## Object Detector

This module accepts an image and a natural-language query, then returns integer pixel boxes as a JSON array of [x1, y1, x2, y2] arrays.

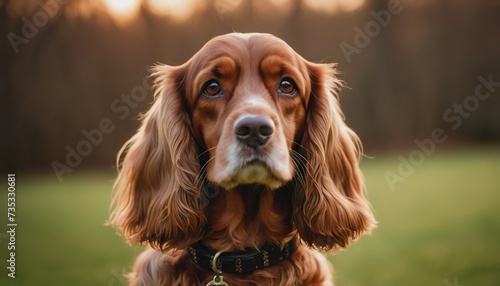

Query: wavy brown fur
[[109, 33, 376, 286]]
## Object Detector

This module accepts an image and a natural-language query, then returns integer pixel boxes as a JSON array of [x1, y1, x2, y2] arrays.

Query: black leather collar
[[187, 237, 297, 275]]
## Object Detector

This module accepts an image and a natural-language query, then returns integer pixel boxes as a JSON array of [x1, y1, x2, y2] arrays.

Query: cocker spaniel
[[110, 33, 376, 286]]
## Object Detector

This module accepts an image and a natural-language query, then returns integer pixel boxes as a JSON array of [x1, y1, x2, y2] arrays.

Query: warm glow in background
[[103, 0, 141, 21], [101, 0, 366, 22]]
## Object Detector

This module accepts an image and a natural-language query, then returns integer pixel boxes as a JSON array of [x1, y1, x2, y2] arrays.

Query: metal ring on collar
[[212, 251, 223, 274]]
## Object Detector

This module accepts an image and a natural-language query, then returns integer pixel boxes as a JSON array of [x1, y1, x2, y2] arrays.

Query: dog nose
[[234, 116, 275, 148]]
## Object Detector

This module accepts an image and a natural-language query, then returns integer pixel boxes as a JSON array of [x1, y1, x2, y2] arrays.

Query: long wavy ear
[[293, 62, 376, 251], [109, 64, 205, 251]]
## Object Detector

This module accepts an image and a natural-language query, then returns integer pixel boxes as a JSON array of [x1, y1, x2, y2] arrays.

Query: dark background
[[1, 0, 499, 176]]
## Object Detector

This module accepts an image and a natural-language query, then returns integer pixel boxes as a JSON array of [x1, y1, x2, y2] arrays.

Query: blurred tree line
[[1, 0, 499, 175]]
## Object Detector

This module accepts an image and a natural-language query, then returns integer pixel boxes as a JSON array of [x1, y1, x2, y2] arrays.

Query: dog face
[[182, 33, 311, 189]]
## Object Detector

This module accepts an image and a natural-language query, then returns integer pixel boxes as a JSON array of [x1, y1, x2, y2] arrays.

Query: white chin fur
[[221, 161, 284, 190]]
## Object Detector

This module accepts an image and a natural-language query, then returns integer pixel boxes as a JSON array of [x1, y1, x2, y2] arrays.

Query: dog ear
[[110, 64, 205, 251], [293, 62, 376, 251]]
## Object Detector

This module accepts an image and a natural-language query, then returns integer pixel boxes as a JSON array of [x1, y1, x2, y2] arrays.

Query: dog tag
[[206, 275, 228, 286]]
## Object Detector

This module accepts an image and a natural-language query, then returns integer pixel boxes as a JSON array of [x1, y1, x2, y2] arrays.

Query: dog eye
[[278, 78, 296, 95], [203, 80, 223, 97]]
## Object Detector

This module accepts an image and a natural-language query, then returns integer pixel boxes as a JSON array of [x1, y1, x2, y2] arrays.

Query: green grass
[[330, 148, 500, 286], [0, 173, 142, 286], [1, 148, 499, 285]]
